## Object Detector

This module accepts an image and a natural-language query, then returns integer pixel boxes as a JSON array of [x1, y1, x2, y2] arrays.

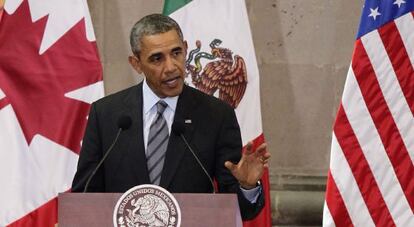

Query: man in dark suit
[[72, 14, 270, 220]]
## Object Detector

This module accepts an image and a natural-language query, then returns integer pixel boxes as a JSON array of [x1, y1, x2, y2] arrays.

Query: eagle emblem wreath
[[186, 39, 248, 109]]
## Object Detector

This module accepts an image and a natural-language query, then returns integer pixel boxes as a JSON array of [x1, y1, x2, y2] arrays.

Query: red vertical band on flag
[[325, 171, 354, 227], [334, 105, 395, 226], [353, 40, 414, 212], [243, 134, 272, 227], [7, 198, 57, 227], [378, 21, 414, 114]]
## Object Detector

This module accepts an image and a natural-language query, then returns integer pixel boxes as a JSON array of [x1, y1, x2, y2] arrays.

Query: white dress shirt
[[141, 79, 260, 203], [142, 80, 178, 152]]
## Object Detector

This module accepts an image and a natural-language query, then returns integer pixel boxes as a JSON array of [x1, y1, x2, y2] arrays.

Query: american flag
[[323, 0, 414, 226]]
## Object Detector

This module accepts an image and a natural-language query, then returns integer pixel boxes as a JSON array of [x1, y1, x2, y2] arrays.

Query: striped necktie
[[146, 100, 169, 185]]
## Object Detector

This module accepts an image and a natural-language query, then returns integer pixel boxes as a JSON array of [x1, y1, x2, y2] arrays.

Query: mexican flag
[[163, 0, 271, 226]]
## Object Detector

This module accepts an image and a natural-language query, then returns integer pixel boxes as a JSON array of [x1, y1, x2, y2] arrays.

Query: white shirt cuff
[[240, 185, 261, 203]]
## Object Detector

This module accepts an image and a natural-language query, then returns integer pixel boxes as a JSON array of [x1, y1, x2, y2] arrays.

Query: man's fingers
[[243, 142, 253, 155], [224, 161, 236, 171], [256, 143, 267, 154], [258, 148, 271, 164], [252, 143, 268, 159], [262, 150, 271, 159]]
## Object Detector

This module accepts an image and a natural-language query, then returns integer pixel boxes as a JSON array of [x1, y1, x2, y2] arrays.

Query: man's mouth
[[163, 76, 181, 87]]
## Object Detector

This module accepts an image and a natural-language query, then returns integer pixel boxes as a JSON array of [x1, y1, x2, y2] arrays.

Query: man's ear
[[183, 40, 188, 55], [128, 55, 142, 74]]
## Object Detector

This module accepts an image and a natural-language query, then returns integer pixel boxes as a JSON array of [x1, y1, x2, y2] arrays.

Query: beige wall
[[88, 0, 363, 225]]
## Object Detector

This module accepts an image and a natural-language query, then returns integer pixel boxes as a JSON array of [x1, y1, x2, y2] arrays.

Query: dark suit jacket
[[71, 83, 264, 220]]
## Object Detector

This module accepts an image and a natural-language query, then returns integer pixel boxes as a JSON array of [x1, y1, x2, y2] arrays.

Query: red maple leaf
[[0, 0, 102, 154]]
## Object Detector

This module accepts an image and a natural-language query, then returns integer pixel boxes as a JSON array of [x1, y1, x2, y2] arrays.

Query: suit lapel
[[122, 83, 150, 184], [160, 85, 196, 188]]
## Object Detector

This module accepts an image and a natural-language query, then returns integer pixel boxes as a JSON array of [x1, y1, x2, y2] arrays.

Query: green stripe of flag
[[162, 0, 192, 15]]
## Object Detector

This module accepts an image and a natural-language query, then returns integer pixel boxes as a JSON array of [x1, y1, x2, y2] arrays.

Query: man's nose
[[164, 56, 176, 73]]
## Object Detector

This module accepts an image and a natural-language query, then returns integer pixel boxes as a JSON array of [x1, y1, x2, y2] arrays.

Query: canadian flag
[[0, 0, 103, 226]]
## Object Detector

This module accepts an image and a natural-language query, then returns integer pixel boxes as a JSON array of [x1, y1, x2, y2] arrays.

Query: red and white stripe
[[324, 12, 414, 227]]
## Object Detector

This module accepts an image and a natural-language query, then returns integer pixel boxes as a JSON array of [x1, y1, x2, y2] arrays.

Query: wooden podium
[[58, 193, 242, 227]]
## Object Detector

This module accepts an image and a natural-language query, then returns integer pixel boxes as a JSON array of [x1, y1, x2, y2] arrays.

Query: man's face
[[129, 29, 187, 98]]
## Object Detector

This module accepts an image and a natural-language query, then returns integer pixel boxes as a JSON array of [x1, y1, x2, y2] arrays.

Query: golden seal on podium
[[113, 184, 181, 227]]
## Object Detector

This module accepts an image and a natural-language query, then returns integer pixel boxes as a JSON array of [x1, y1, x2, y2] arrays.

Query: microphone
[[83, 115, 132, 192], [117, 115, 132, 130], [172, 120, 216, 193]]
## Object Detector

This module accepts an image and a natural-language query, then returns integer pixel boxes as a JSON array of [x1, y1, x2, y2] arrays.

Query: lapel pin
[[185, 119, 192, 124]]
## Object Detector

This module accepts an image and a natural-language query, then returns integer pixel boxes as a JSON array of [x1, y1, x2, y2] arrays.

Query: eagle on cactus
[[186, 39, 248, 109]]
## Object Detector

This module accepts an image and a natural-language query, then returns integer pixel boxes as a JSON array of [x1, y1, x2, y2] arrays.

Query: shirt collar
[[142, 79, 178, 114]]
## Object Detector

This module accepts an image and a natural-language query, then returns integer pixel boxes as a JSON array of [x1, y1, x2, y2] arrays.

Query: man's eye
[[150, 56, 162, 62], [173, 51, 182, 57]]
